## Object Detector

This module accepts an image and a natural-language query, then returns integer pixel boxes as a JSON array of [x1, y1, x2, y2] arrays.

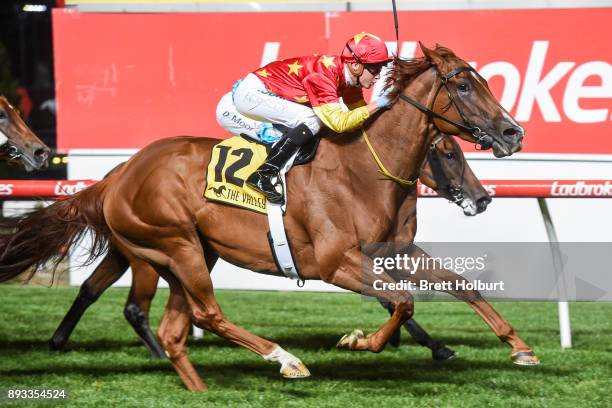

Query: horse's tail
[[0, 178, 112, 283]]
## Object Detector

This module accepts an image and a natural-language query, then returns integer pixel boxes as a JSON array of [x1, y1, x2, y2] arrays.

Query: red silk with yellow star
[[253, 54, 365, 109]]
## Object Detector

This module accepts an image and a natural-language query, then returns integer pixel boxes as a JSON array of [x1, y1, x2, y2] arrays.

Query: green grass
[[0, 285, 610, 407]]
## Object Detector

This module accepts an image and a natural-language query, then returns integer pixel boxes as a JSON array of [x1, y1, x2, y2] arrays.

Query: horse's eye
[[458, 82, 470, 93], [446, 152, 455, 160], [0, 111, 7, 120]]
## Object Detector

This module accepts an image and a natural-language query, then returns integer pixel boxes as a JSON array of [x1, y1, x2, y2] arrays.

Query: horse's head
[[0, 96, 50, 171], [420, 133, 491, 216], [419, 43, 524, 157], [385, 44, 523, 158]]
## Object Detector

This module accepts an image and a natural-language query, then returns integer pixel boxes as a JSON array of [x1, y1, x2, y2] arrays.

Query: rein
[[360, 65, 479, 188], [361, 128, 417, 186], [398, 66, 492, 149]]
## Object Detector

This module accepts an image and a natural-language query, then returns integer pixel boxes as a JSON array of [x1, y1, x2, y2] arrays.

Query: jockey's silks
[[254, 55, 370, 133]]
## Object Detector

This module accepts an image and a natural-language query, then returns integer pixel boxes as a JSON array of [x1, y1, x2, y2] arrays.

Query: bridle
[[398, 65, 493, 150], [2, 143, 23, 161], [0, 125, 23, 162], [423, 133, 466, 205]]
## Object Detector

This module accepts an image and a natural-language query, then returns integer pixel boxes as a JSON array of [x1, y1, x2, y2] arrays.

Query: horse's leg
[[156, 271, 206, 391], [49, 246, 129, 351], [124, 249, 219, 358], [382, 301, 456, 360], [407, 245, 539, 365], [327, 247, 414, 353], [134, 239, 310, 388], [123, 260, 166, 358]]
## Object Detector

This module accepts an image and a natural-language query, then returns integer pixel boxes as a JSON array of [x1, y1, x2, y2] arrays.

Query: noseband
[[1, 141, 23, 161], [398, 65, 492, 150]]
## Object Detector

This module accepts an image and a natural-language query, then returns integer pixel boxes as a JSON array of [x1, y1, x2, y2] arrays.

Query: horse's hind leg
[[169, 243, 310, 380], [124, 260, 166, 358], [49, 246, 129, 351], [156, 271, 206, 391], [120, 236, 309, 389], [408, 245, 539, 365]]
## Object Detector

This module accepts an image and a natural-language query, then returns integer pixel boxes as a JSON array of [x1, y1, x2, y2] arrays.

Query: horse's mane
[[384, 45, 458, 100]]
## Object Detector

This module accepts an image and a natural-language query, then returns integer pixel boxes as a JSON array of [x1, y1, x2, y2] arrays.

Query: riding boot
[[246, 123, 314, 205]]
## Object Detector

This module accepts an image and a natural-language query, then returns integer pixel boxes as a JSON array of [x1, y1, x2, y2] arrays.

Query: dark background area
[[0, 0, 66, 179]]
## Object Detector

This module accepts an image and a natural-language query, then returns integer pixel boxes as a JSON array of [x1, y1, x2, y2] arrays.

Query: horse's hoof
[[281, 361, 311, 379], [511, 351, 540, 366], [336, 329, 365, 349], [432, 347, 456, 361]]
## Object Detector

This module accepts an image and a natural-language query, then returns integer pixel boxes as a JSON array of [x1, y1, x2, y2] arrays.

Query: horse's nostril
[[34, 148, 49, 162], [476, 196, 491, 212], [503, 127, 518, 137]]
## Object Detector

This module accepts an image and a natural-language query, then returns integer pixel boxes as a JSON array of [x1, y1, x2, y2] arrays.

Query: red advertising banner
[[53, 9, 612, 154]]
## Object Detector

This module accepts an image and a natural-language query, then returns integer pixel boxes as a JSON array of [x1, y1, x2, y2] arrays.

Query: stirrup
[[247, 172, 284, 204]]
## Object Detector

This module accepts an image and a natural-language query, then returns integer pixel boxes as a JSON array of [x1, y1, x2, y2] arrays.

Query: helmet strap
[[344, 41, 366, 81], [347, 62, 364, 79]]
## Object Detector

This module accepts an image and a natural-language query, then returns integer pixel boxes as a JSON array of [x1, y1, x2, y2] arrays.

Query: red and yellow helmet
[[341, 32, 392, 65]]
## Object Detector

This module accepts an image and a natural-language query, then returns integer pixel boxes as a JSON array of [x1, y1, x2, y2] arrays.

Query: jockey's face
[[358, 64, 381, 89]]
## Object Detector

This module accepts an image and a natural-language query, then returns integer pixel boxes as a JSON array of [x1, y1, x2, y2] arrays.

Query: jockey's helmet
[[341, 32, 392, 65]]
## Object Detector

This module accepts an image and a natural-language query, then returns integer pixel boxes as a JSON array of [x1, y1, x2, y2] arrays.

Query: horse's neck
[[338, 68, 438, 205]]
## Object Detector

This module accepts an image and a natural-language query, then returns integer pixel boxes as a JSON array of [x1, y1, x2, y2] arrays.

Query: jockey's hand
[[376, 90, 395, 110]]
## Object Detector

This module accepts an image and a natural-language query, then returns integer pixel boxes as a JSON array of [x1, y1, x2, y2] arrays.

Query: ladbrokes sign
[[53, 8, 611, 154]]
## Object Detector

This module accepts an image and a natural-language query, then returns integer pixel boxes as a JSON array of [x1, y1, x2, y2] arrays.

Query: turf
[[0, 285, 610, 407]]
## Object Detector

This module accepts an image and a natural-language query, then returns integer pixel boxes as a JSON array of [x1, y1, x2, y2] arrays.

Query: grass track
[[0, 285, 610, 407]]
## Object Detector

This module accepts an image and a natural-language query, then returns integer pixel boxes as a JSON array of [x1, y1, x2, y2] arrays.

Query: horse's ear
[[419, 41, 444, 67], [418, 41, 430, 56]]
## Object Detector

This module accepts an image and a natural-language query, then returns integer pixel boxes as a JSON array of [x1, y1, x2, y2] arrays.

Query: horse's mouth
[[492, 140, 511, 158], [22, 152, 48, 172], [460, 198, 478, 216]]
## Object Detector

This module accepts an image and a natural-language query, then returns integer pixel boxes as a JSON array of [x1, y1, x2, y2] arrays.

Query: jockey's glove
[[376, 91, 395, 110]]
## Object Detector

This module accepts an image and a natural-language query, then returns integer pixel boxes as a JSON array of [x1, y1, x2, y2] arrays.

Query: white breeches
[[231, 73, 322, 135], [216, 92, 261, 140]]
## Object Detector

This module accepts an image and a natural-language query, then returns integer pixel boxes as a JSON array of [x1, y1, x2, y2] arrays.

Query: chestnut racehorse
[[0, 96, 50, 170], [0, 44, 537, 392], [48, 132, 490, 361]]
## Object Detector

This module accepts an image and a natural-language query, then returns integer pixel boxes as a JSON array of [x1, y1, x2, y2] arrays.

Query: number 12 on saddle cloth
[[204, 136, 270, 214]]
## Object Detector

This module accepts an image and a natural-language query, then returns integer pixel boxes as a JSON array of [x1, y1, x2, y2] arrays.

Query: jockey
[[216, 32, 394, 205]]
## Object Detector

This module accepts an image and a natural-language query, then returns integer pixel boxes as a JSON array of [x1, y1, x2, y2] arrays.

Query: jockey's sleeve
[[342, 87, 367, 109], [303, 73, 370, 133]]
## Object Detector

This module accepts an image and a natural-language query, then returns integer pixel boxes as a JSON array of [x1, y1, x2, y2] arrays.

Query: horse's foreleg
[[49, 246, 129, 351], [327, 247, 414, 353], [124, 260, 166, 359], [408, 245, 539, 365]]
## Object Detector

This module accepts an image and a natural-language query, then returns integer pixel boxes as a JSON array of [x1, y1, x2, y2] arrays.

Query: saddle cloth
[[204, 135, 303, 280], [204, 136, 269, 214]]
